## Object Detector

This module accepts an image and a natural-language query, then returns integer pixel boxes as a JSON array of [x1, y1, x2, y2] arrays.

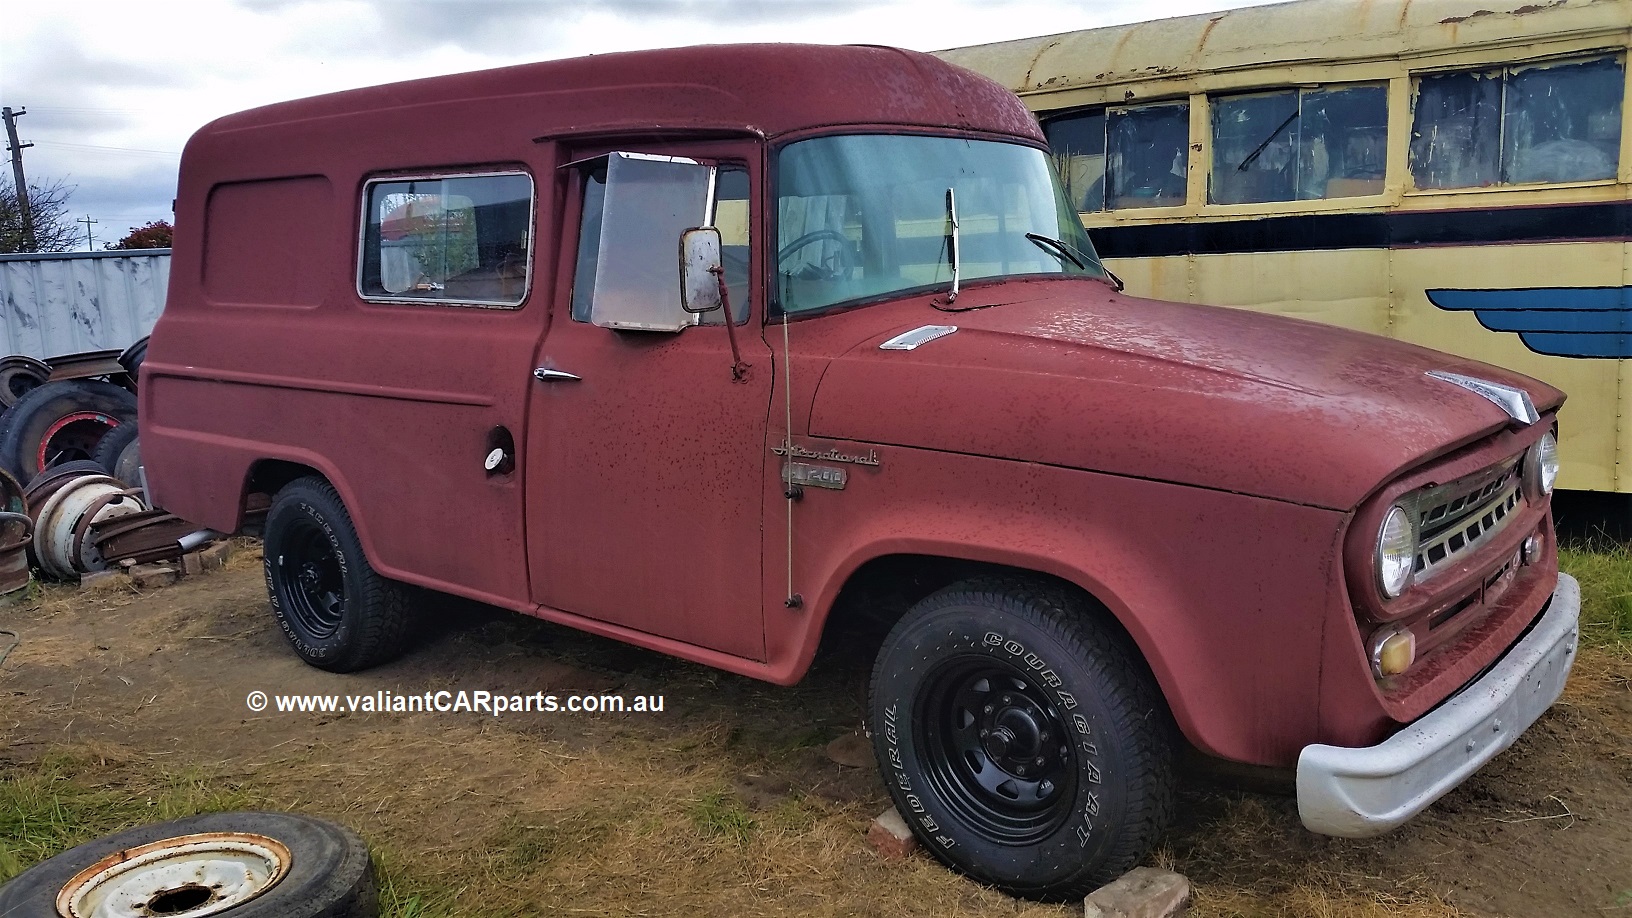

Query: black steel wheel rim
[[278, 518, 345, 639], [915, 655, 1078, 845]]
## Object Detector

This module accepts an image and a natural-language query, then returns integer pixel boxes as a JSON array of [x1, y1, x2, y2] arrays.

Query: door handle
[[533, 367, 582, 382]]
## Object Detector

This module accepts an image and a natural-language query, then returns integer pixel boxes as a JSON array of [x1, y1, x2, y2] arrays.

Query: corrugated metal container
[[0, 250, 169, 359]]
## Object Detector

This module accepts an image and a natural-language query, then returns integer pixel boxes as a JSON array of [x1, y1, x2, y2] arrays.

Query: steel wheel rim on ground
[[915, 655, 1079, 845], [54, 831, 292, 918]]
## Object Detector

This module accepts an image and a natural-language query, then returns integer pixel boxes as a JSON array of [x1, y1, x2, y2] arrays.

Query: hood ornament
[[1426, 370, 1539, 425]]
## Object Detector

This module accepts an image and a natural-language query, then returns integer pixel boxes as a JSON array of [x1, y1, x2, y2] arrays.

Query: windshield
[[775, 134, 1105, 314]]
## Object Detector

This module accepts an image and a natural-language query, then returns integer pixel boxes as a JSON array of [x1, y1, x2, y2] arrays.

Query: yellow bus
[[938, 0, 1631, 497]]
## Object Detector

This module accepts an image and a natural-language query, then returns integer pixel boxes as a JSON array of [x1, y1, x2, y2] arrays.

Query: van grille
[[1412, 462, 1522, 583]]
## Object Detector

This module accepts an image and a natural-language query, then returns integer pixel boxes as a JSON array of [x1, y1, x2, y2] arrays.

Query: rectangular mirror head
[[679, 226, 724, 314]]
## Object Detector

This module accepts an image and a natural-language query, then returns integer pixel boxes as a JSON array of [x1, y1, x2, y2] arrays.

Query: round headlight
[[1376, 504, 1416, 599], [1523, 432, 1559, 501]]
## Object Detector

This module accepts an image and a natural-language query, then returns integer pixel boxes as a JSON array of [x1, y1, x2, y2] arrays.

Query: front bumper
[[1296, 572, 1581, 837]]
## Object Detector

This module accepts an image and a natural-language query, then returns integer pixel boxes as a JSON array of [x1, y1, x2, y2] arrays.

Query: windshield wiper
[[1237, 109, 1299, 172], [1026, 232, 1125, 291], [943, 187, 960, 304]]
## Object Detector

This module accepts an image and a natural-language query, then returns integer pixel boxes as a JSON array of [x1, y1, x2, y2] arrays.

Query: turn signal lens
[[1371, 628, 1417, 679], [1522, 532, 1543, 565], [1376, 504, 1416, 599]]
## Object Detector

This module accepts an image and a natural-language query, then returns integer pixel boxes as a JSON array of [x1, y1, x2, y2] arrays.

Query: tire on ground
[[868, 577, 1175, 901], [263, 476, 416, 672], [0, 379, 137, 483], [0, 810, 377, 918], [91, 420, 141, 484]]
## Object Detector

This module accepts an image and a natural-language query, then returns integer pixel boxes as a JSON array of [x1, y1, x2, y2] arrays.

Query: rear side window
[[1410, 55, 1624, 189], [1043, 101, 1189, 211], [358, 172, 533, 307]]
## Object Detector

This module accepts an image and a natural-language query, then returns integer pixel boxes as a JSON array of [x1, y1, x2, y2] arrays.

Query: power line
[[34, 140, 181, 157]]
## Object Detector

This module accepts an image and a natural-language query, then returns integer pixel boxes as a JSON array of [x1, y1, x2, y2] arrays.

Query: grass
[[1560, 542, 1632, 649], [0, 750, 257, 883]]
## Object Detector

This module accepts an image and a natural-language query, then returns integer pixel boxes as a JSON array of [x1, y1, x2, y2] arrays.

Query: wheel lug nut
[[1035, 756, 1045, 766], [1039, 731, 1049, 741], [983, 705, 993, 714], [1002, 695, 1012, 703], [1015, 766, 1027, 776], [979, 729, 989, 737]]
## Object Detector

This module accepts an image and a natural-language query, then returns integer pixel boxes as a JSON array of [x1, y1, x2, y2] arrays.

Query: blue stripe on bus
[[1426, 287, 1632, 359]]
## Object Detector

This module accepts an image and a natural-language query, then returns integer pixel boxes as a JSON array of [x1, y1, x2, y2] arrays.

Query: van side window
[[1210, 84, 1386, 204], [1043, 101, 1188, 211], [1410, 55, 1624, 189], [359, 172, 533, 307], [570, 154, 748, 330]]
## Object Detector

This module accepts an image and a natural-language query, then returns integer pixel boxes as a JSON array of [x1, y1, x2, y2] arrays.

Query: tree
[[0, 176, 79, 254], [106, 219, 172, 250]]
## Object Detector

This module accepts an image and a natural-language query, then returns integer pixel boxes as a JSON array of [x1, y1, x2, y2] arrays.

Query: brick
[[182, 552, 204, 576], [1083, 867, 1191, 918], [198, 540, 233, 570], [866, 806, 918, 861], [129, 562, 179, 590]]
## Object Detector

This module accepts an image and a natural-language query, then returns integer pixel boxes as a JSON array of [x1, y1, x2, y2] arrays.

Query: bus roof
[[191, 43, 1042, 147], [936, 0, 1631, 97]]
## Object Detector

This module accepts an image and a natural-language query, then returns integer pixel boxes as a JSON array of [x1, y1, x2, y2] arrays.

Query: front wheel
[[264, 477, 415, 672], [868, 578, 1174, 901]]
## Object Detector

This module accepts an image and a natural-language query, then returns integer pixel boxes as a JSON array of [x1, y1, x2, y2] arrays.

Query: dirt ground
[[1, 548, 1628, 917]]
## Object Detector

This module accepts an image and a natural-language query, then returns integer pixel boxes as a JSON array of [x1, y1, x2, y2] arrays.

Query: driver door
[[524, 146, 772, 660]]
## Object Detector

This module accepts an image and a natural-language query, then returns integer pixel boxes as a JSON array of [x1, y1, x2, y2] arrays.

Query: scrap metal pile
[[0, 337, 223, 598]]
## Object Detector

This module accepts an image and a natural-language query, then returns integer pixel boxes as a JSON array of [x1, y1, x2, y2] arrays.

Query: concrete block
[[1083, 867, 1191, 918], [867, 806, 918, 861], [198, 540, 233, 570], [129, 562, 179, 590], [181, 552, 204, 576]]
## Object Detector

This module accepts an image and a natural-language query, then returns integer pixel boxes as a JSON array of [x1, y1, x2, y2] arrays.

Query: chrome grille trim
[[1412, 462, 1522, 583]]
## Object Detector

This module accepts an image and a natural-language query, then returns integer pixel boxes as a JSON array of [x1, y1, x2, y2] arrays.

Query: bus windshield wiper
[[943, 187, 960, 304], [1026, 232, 1125, 291]]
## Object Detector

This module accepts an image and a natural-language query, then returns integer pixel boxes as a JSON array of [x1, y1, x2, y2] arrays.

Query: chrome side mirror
[[679, 226, 724, 315]]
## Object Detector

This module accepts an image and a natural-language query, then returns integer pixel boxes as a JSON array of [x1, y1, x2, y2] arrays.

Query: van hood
[[807, 280, 1563, 509]]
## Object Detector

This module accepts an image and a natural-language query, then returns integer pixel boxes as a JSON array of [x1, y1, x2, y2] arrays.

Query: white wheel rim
[[56, 832, 291, 918]]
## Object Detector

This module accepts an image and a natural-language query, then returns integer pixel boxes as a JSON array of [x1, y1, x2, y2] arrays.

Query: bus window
[[1411, 55, 1624, 189], [1106, 102, 1188, 209], [1210, 84, 1386, 204], [1504, 57, 1623, 185], [1044, 102, 1187, 211], [1042, 109, 1106, 212]]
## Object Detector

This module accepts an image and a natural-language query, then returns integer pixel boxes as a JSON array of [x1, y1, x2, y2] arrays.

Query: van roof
[[191, 43, 1043, 146], [935, 0, 1632, 97]]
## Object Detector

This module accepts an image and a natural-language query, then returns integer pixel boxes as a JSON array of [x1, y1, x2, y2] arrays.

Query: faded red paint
[[142, 44, 1564, 769]]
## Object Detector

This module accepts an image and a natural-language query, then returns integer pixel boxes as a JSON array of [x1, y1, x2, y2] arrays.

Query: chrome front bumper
[[1297, 572, 1581, 838]]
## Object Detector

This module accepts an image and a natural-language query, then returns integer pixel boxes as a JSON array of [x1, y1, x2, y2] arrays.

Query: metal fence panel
[[0, 250, 170, 359]]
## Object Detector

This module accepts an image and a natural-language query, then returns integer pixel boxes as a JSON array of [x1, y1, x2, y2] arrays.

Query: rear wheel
[[263, 477, 415, 672], [868, 577, 1174, 901]]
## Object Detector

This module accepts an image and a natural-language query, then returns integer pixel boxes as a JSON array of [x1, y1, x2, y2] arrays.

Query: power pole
[[77, 214, 96, 251], [2, 106, 35, 251]]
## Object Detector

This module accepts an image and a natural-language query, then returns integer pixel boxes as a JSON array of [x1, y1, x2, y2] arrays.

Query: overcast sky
[[2, 0, 1280, 249]]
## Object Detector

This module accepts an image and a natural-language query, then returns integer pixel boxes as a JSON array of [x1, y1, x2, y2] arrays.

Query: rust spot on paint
[[1023, 38, 1065, 91]]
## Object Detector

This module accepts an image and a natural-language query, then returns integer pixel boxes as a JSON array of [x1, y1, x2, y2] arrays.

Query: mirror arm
[[709, 265, 750, 381]]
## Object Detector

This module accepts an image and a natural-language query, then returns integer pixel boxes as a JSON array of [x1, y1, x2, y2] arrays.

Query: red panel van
[[142, 44, 1580, 899]]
